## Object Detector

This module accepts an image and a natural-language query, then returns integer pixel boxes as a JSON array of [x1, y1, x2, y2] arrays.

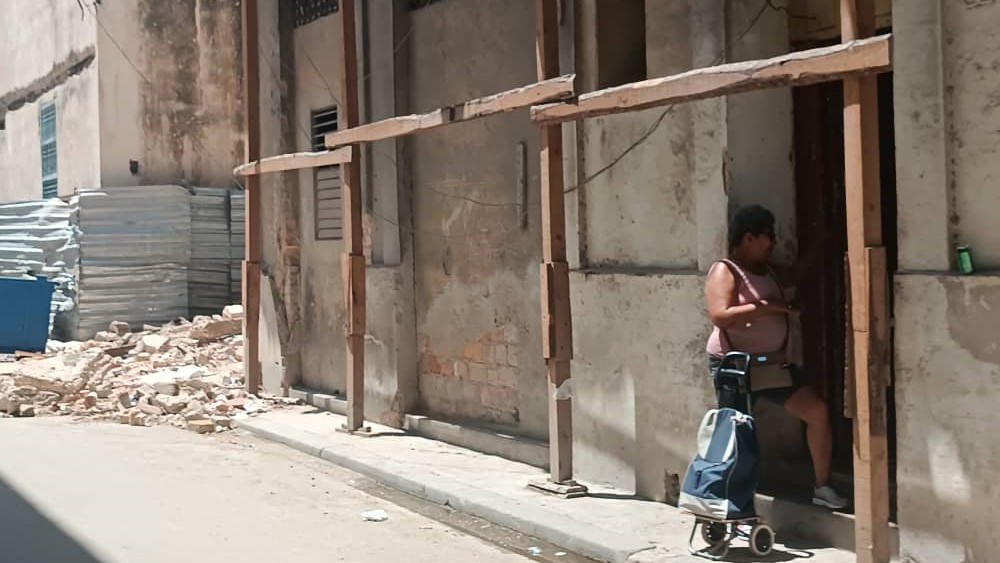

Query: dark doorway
[[791, 72, 898, 518]]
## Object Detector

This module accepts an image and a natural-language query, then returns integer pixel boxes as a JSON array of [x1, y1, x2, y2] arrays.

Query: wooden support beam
[[234, 147, 354, 177], [535, 0, 578, 489], [240, 0, 262, 394], [532, 34, 892, 125], [340, 0, 368, 434], [842, 1, 890, 562], [324, 75, 575, 148]]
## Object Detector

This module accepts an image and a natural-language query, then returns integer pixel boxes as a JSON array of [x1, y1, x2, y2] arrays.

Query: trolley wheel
[[701, 521, 728, 546], [749, 524, 775, 557]]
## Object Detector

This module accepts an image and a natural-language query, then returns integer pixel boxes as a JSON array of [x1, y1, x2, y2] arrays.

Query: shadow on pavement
[[0, 475, 106, 563]]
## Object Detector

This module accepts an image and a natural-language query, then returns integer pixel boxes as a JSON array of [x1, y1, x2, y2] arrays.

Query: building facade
[[0, 0, 245, 203], [25, 0, 984, 562]]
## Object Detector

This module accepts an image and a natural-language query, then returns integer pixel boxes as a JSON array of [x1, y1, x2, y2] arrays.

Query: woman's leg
[[783, 386, 833, 487]]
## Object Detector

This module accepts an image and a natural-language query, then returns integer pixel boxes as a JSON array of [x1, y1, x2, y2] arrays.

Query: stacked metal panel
[[0, 199, 79, 339], [229, 189, 246, 303], [189, 187, 232, 316], [73, 186, 191, 339]]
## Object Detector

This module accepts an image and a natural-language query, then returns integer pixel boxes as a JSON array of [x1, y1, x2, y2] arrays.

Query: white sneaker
[[813, 485, 848, 510]]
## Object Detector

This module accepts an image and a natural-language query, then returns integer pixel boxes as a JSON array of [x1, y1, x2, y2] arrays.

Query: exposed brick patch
[[418, 325, 524, 428]]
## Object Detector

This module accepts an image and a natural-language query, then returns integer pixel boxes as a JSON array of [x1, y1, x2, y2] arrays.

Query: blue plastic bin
[[0, 276, 57, 354]]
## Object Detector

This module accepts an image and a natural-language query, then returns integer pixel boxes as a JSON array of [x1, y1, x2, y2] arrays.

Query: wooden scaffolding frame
[[239, 0, 893, 559]]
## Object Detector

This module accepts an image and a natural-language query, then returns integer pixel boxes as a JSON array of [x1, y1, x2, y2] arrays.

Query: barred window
[[294, 0, 339, 28], [311, 106, 342, 241]]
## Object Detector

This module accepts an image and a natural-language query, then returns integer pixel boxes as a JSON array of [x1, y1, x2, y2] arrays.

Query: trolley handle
[[719, 351, 751, 374]]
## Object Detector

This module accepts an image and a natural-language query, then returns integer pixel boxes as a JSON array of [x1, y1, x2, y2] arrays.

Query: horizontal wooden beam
[[325, 74, 575, 148], [531, 35, 892, 125], [233, 146, 354, 177]]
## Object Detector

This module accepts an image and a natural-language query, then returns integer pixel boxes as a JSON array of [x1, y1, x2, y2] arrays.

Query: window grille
[[294, 0, 339, 28], [39, 102, 58, 199], [311, 106, 342, 240]]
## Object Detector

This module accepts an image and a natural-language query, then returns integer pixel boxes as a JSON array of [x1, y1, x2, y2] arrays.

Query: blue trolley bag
[[678, 407, 760, 520]]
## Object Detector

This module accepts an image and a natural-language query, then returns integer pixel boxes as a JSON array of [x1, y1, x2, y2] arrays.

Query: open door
[[792, 72, 897, 517]]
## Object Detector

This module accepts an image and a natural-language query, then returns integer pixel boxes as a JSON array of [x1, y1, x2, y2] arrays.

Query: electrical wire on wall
[[82, 0, 786, 239]]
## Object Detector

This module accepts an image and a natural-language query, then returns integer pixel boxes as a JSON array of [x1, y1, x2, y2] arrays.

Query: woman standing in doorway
[[704, 204, 847, 510]]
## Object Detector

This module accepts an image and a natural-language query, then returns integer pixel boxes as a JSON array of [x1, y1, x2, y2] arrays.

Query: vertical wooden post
[[535, 0, 579, 489], [340, 0, 368, 432], [841, 0, 890, 561], [241, 0, 262, 394]]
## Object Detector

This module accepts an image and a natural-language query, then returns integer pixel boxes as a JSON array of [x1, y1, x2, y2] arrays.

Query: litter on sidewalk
[[362, 509, 389, 522]]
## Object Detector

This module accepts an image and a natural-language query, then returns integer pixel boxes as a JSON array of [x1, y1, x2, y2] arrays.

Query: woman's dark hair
[[728, 205, 775, 252]]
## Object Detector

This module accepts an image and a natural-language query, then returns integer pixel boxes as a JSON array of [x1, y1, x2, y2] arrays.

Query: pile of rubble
[[0, 305, 297, 433]]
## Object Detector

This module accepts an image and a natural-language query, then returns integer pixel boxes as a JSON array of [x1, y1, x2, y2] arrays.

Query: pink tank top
[[706, 259, 788, 356]]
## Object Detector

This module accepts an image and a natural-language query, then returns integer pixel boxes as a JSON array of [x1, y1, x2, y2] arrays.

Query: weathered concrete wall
[[579, 0, 698, 269], [571, 272, 714, 498], [896, 0, 1000, 271], [894, 0, 950, 272], [408, 0, 548, 439], [725, 1, 797, 264], [362, 0, 419, 425], [95, 0, 243, 187], [569, 0, 803, 500], [291, 12, 347, 394], [891, 2, 1000, 560], [894, 274, 1000, 563], [938, 1, 1000, 269], [287, 4, 416, 427], [0, 1, 99, 201], [255, 0, 305, 396]]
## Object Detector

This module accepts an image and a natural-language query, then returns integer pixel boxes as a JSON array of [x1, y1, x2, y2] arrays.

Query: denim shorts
[[707, 354, 805, 409]]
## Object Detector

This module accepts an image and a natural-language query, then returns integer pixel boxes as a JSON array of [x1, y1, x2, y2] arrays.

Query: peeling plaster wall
[[95, 0, 244, 188], [256, 0, 304, 395], [894, 274, 1000, 563], [0, 69, 100, 202], [0, 2, 99, 202], [408, 0, 548, 439], [0, 2, 95, 94]]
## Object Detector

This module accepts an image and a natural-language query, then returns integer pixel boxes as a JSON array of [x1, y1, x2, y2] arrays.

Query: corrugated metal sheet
[[189, 187, 232, 316], [73, 186, 191, 339], [0, 199, 78, 339], [229, 189, 246, 303]]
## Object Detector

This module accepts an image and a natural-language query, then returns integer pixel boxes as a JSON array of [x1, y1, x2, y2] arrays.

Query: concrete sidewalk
[[235, 407, 855, 563]]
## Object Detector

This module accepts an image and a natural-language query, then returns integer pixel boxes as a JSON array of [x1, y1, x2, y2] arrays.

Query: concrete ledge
[[756, 493, 900, 556], [289, 387, 347, 415], [234, 416, 651, 563], [403, 414, 550, 471], [290, 388, 550, 470]]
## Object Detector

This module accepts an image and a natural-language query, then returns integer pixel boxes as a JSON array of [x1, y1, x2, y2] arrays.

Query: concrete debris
[[0, 308, 299, 429], [223, 305, 244, 320], [140, 334, 171, 354], [189, 317, 242, 343], [109, 321, 130, 336]]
